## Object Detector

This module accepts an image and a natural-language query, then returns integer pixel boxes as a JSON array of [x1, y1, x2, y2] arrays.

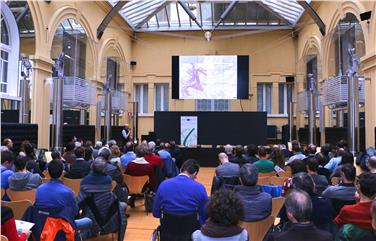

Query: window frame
[[154, 83, 169, 112], [257, 83, 272, 114], [195, 99, 230, 112], [134, 84, 148, 114]]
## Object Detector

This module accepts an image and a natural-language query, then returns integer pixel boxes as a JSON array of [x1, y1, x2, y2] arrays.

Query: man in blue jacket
[[153, 159, 209, 225]]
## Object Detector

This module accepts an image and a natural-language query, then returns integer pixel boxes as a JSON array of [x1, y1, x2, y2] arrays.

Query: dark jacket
[[25, 155, 43, 176], [242, 154, 258, 163], [309, 173, 329, 195], [268, 223, 333, 241], [63, 151, 76, 165], [65, 158, 90, 179], [233, 185, 272, 222], [76, 172, 127, 241], [105, 162, 127, 202]]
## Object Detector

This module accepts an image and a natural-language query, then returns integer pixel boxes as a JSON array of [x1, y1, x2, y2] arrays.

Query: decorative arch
[[27, 0, 45, 56], [46, 6, 98, 74], [322, 1, 368, 76], [97, 38, 127, 82]]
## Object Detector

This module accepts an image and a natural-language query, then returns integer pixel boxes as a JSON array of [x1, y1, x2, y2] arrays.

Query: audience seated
[[242, 144, 259, 163], [319, 143, 333, 166], [24, 143, 42, 176], [285, 140, 306, 166], [322, 164, 356, 215], [98, 147, 127, 202], [314, 152, 331, 181], [144, 141, 164, 169], [224, 144, 235, 161], [215, 153, 240, 178], [282, 159, 307, 195], [254, 146, 274, 173], [65, 147, 90, 179], [353, 198, 376, 241], [271, 146, 285, 173], [335, 172, 376, 230], [9, 156, 42, 190], [324, 147, 346, 173], [51, 150, 69, 172], [83, 147, 94, 167], [234, 163, 272, 222], [158, 143, 179, 178], [92, 141, 102, 158], [306, 144, 317, 158], [306, 157, 328, 195], [158, 143, 172, 161], [63, 141, 76, 165], [268, 189, 333, 241], [230, 145, 248, 167], [126, 144, 155, 189], [110, 144, 122, 167], [1, 206, 31, 241], [1, 138, 13, 152], [1, 150, 15, 198], [192, 189, 248, 241], [169, 141, 183, 167], [76, 158, 127, 241], [153, 159, 209, 225], [120, 141, 136, 168], [330, 151, 354, 178], [367, 156, 376, 173], [290, 172, 335, 230]]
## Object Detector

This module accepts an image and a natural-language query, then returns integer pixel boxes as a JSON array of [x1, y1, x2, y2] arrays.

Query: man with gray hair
[[76, 157, 128, 240], [215, 152, 240, 178], [268, 190, 333, 241], [234, 163, 271, 221], [144, 141, 163, 169], [367, 156, 376, 173]]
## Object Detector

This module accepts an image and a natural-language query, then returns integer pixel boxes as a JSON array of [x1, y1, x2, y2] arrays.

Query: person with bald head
[[367, 156, 376, 173], [215, 152, 240, 178], [268, 190, 333, 241]]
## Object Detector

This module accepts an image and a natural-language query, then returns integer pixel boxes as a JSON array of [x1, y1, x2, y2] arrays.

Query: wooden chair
[[271, 197, 285, 217], [2, 200, 33, 219], [277, 171, 291, 177], [270, 176, 286, 186], [284, 166, 292, 173], [1, 235, 9, 241], [41, 178, 49, 184], [7, 189, 36, 203], [241, 216, 275, 241], [257, 176, 271, 185], [123, 175, 149, 195], [62, 178, 82, 197], [259, 172, 276, 177], [331, 177, 340, 185]]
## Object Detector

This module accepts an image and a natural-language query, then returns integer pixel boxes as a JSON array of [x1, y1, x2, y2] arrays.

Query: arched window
[[0, 2, 19, 99]]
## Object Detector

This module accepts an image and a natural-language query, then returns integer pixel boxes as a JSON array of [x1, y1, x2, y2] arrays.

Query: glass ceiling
[[107, 0, 311, 32]]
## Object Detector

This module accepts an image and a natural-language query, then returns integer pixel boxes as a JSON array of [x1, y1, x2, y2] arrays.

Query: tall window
[[278, 83, 294, 115], [0, 2, 20, 99], [196, 99, 229, 111], [154, 84, 169, 111], [134, 84, 148, 114], [257, 83, 272, 114]]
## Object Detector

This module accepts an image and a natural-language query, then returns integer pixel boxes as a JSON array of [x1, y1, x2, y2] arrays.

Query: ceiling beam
[[213, 0, 238, 30], [134, 1, 168, 29], [97, 1, 128, 40], [178, 1, 203, 30], [16, 5, 29, 23], [297, 1, 325, 36], [256, 1, 292, 26]]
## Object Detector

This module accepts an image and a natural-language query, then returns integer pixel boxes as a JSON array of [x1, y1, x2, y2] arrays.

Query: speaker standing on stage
[[122, 124, 131, 143]]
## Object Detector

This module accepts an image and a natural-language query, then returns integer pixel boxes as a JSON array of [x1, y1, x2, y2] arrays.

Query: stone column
[[362, 53, 376, 147], [30, 55, 54, 149]]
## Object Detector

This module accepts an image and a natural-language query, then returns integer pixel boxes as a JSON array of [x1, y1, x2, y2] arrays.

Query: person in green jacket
[[254, 146, 274, 173]]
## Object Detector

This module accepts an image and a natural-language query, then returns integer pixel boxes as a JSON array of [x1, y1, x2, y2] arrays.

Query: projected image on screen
[[179, 55, 237, 99]]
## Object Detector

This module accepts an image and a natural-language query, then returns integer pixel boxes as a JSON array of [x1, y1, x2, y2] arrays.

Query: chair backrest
[[270, 176, 286, 186], [277, 171, 291, 178], [160, 210, 200, 240], [257, 176, 271, 185], [123, 175, 149, 195], [1, 235, 9, 241], [7, 189, 36, 203], [331, 177, 340, 185], [259, 172, 276, 177], [1, 188, 5, 199], [271, 197, 285, 217], [284, 166, 292, 173], [62, 177, 82, 197], [2, 200, 33, 220], [241, 215, 275, 241]]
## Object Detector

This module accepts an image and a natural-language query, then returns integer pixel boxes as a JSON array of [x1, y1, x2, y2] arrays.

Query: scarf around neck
[[201, 220, 243, 238]]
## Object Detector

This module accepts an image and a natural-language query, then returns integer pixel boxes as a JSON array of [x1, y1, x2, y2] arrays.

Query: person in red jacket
[[144, 141, 163, 169], [1, 206, 31, 241], [335, 172, 376, 230]]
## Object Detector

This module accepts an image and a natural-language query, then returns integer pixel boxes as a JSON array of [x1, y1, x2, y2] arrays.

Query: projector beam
[[297, 1, 326, 36]]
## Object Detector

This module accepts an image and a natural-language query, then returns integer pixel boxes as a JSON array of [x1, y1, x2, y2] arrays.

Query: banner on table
[[180, 116, 198, 147]]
